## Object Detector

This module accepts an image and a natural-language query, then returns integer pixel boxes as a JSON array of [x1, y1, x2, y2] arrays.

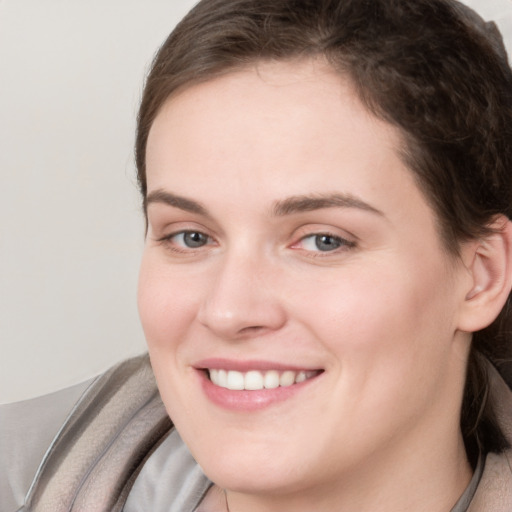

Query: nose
[[197, 253, 287, 340]]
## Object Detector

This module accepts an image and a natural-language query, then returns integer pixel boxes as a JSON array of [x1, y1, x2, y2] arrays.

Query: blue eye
[[300, 234, 352, 252], [169, 231, 211, 248]]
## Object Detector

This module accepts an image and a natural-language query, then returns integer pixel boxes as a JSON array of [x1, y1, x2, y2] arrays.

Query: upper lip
[[194, 358, 323, 372]]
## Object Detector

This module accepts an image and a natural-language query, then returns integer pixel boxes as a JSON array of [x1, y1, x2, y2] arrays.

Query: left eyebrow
[[271, 193, 384, 217]]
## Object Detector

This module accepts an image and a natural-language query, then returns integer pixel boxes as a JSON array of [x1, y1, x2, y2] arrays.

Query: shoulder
[[0, 377, 93, 512], [468, 360, 512, 511], [5, 354, 183, 512], [468, 449, 512, 511]]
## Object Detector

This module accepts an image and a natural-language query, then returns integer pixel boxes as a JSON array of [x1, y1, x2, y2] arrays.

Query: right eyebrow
[[145, 189, 210, 217], [271, 193, 384, 217]]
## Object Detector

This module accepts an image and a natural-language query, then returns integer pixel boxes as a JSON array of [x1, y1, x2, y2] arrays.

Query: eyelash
[[294, 233, 356, 255], [157, 230, 216, 253], [157, 229, 356, 257]]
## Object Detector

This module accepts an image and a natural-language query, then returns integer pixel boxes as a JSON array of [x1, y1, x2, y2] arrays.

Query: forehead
[[146, 59, 405, 191]]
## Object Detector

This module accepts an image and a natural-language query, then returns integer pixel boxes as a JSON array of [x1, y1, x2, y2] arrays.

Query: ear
[[457, 216, 512, 333]]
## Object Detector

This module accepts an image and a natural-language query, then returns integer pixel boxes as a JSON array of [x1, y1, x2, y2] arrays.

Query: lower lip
[[198, 370, 321, 411]]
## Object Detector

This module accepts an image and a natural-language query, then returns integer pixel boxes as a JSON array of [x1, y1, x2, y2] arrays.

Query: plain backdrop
[[1, 0, 511, 404]]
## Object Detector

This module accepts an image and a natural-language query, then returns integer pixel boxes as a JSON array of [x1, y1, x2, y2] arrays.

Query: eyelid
[[289, 226, 357, 255], [294, 233, 354, 249], [149, 218, 216, 241], [154, 226, 218, 255], [158, 229, 214, 242], [146, 210, 219, 239]]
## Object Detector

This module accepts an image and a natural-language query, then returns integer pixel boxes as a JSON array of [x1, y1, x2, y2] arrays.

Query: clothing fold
[[21, 355, 172, 512]]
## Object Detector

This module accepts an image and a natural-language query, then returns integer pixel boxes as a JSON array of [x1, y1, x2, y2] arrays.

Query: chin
[[201, 458, 308, 496], [178, 426, 306, 492]]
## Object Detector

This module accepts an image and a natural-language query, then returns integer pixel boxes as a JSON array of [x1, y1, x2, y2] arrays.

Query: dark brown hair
[[135, 0, 512, 460]]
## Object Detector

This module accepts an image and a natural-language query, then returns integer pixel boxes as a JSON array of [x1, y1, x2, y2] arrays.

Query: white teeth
[[264, 370, 280, 389], [245, 371, 264, 390], [227, 370, 245, 390], [208, 369, 317, 390], [295, 371, 307, 383], [279, 370, 295, 387], [218, 369, 228, 387]]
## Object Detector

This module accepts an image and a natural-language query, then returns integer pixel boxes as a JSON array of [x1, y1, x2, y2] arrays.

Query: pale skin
[[138, 59, 512, 512]]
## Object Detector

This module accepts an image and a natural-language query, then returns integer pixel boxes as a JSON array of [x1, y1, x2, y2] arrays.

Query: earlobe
[[458, 216, 512, 333]]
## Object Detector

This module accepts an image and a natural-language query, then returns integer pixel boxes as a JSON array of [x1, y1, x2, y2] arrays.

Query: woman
[[12, 0, 512, 511]]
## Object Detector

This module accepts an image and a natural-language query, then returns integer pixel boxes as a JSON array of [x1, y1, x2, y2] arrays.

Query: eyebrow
[[271, 193, 384, 217], [145, 189, 384, 218], [145, 189, 210, 217]]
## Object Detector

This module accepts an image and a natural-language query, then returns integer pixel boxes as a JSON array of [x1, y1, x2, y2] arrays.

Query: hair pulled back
[[136, 0, 512, 461]]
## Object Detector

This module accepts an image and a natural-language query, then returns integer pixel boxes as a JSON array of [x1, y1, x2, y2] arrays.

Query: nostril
[[240, 325, 264, 333]]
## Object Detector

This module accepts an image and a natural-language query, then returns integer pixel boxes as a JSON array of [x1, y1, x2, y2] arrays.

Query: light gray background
[[1, 0, 511, 403]]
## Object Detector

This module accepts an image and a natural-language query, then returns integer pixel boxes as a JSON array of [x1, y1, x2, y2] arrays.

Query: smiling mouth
[[207, 368, 322, 391]]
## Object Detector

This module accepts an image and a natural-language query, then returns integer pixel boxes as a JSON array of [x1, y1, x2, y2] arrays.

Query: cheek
[[137, 255, 201, 417], [290, 263, 459, 456], [137, 254, 200, 350], [294, 256, 458, 391], [298, 262, 445, 337]]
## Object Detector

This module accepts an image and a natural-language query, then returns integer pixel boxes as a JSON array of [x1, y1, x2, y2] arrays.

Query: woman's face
[[139, 60, 472, 501]]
